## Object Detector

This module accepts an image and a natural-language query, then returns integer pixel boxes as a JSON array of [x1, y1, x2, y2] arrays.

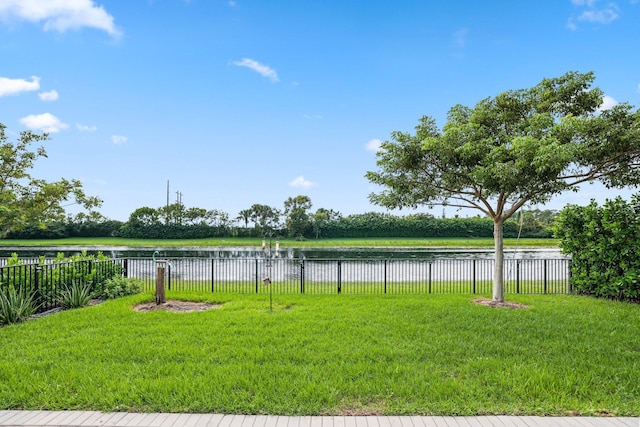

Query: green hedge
[[554, 196, 640, 301], [6, 220, 124, 239], [319, 213, 546, 239], [4, 213, 554, 240]]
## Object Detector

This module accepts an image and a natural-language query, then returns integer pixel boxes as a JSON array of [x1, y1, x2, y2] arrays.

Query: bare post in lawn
[[156, 260, 166, 304]]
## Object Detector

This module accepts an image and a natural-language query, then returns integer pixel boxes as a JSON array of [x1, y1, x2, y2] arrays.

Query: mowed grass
[[159, 280, 570, 296], [1, 292, 638, 416], [0, 237, 559, 248]]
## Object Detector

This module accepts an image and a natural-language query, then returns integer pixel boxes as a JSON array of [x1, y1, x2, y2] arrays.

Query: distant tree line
[[5, 195, 557, 240]]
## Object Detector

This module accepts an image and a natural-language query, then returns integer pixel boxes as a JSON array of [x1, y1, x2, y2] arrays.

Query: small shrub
[[96, 277, 143, 300], [0, 286, 36, 326], [57, 282, 93, 310]]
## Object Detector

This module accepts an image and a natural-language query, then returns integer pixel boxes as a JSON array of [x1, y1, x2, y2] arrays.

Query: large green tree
[[249, 203, 281, 232], [311, 207, 342, 238], [235, 208, 252, 228], [0, 124, 101, 238], [283, 195, 312, 238], [366, 71, 640, 302]]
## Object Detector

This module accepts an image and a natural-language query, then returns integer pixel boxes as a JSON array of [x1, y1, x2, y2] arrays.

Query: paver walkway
[[0, 411, 637, 427]]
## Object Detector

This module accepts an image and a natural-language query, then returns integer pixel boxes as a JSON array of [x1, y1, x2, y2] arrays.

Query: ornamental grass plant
[[0, 286, 36, 326], [57, 282, 93, 310]]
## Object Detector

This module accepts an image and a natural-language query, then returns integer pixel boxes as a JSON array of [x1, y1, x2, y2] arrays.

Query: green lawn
[[0, 237, 559, 248], [150, 280, 570, 295], [1, 292, 638, 416]]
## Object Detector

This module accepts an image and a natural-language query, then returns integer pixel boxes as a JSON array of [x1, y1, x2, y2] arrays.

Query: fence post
[[34, 265, 42, 310], [300, 259, 305, 294], [384, 259, 387, 294], [472, 259, 476, 294], [87, 260, 93, 290], [337, 260, 342, 294], [544, 259, 548, 294], [516, 260, 521, 294], [255, 258, 259, 294], [568, 260, 572, 294], [211, 259, 215, 293]]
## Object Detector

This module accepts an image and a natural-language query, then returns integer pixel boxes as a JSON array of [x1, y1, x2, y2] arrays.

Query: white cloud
[[366, 139, 383, 153], [0, 75, 40, 97], [233, 58, 279, 82], [38, 89, 58, 101], [598, 95, 618, 111], [578, 7, 619, 23], [0, 0, 121, 37], [568, 0, 619, 29], [20, 113, 68, 133], [289, 176, 315, 189], [76, 123, 97, 131], [111, 135, 128, 144]]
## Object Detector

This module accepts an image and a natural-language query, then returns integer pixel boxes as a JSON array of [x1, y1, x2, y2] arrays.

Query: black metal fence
[[125, 257, 571, 295], [0, 259, 124, 313], [0, 257, 571, 314]]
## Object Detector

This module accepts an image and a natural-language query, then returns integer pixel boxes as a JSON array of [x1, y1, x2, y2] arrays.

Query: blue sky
[[1, 0, 639, 222]]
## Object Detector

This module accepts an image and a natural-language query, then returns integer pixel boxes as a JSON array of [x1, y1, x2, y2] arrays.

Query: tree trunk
[[493, 218, 505, 302]]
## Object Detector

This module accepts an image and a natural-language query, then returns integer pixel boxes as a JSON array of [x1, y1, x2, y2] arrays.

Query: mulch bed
[[133, 300, 221, 312], [473, 298, 528, 309]]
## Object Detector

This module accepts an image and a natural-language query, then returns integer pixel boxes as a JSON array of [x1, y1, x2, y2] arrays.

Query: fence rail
[[0, 257, 571, 314], [125, 257, 571, 295]]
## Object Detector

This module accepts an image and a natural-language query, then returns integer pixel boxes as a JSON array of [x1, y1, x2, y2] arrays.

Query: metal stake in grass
[[262, 231, 279, 313], [263, 277, 272, 312]]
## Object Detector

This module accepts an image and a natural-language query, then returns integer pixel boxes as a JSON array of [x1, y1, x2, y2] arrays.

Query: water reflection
[[0, 246, 567, 260]]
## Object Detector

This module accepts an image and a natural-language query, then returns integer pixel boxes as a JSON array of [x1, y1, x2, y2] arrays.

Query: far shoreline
[[0, 237, 560, 249]]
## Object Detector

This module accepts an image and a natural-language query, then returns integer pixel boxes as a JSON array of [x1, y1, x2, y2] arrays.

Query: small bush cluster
[[1, 252, 133, 321], [1, 251, 124, 310], [95, 277, 143, 300]]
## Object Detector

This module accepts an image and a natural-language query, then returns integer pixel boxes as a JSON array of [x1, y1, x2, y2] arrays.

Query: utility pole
[[166, 180, 170, 209]]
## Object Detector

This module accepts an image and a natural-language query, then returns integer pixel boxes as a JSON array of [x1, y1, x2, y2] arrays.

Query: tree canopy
[[0, 124, 101, 238], [284, 195, 312, 238], [366, 71, 640, 302]]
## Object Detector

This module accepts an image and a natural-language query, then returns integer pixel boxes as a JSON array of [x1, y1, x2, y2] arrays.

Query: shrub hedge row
[[320, 213, 532, 238], [6, 212, 554, 240], [554, 196, 640, 302]]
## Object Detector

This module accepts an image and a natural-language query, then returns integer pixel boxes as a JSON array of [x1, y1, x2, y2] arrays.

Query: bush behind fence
[[0, 259, 124, 313]]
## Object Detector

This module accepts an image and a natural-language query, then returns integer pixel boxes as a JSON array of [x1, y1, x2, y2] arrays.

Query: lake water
[[0, 245, 567, 260]]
